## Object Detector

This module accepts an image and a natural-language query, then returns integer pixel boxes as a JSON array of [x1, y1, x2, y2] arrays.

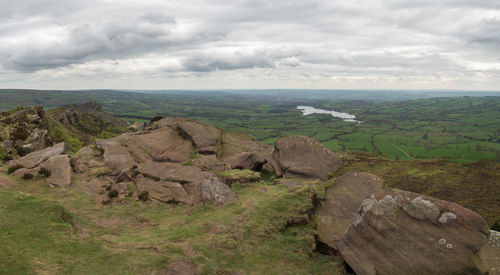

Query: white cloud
[[0, 0, 499, 89]]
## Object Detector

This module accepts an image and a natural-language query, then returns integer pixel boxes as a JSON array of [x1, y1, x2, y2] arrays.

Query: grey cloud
[[183, 51, 274, 72]]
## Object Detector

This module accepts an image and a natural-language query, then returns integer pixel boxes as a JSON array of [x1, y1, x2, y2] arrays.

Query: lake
[[297, 106, 361, 123]]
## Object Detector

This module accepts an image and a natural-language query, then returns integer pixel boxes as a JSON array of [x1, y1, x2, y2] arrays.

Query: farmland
[[1, 89, 499, 163]]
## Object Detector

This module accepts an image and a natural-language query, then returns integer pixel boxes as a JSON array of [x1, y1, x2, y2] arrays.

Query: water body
[[297, 106, 361, 123]]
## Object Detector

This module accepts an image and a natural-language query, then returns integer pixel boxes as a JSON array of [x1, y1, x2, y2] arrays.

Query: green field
[[1, 89, 499, 163]]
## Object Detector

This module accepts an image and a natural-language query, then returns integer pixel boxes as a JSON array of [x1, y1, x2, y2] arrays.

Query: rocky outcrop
[[9, 142, 68, 169], [272, 135, 342, 180], [9, 143, 72, 186], [315, 172, 383, 250], [0, 106, 51, 158], [136, 161, 234, 205], [338, 189, 490, 275]]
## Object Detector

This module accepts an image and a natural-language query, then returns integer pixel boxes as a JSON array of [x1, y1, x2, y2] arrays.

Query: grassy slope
[[0, 166, 343, 274], [1, 149, 498, 273]]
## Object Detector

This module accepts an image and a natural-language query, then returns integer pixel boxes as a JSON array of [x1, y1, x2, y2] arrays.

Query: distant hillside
[[1, 89, 499, 163]]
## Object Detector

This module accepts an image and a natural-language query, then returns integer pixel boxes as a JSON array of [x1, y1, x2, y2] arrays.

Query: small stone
[[439, 212, 457, 224]]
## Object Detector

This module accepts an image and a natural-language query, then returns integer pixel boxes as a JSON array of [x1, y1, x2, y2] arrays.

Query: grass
[[0, 166, 344, 274]]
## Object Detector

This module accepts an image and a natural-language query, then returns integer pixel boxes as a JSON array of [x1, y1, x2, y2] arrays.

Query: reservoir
[[297, 106, 361, 123]]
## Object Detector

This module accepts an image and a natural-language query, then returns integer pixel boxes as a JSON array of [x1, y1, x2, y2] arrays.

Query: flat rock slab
[[228, 152, 267, 171], [176, 121, 221, 154], [272, 135, 342, 180], [9, 142, 68, 169], [137, 161, 210, 184], [339, 189, 490, 275], [315, 172, 383, 250], [221, 131, 272, 159]]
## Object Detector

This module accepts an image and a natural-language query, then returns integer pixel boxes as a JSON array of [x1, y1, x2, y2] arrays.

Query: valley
[[1, 89, 499, 163]]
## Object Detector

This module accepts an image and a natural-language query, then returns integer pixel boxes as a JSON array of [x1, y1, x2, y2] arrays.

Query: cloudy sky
[[0, 0, 499, 90]]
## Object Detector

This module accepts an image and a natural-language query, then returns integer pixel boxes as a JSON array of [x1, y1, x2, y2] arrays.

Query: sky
[[0, 0, 499, 90]]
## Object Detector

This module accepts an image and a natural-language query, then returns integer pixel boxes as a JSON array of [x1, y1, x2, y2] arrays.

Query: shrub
[[7, 164, 23, 174], [138, 191, 149, 201], [38, 167, 52, 177], [107, 189, 119, 199], [492, 221, 500, 231], [21, 173, 33, 180]]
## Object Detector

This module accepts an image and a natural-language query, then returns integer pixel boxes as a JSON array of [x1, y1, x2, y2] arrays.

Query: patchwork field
[[1, 89, 499, 163]]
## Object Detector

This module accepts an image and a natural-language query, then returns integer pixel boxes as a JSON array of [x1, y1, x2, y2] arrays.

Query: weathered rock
[[135, 176, 190, 204], [315, 172, 383, 250], [137, 161, 210, 184], [137, 161, 215, 205], [9, 142, 68, 169], [272, 135, 342, 180], [12, 154, 72, 187], [201, 174, 237, 206], [125, 128, 193, 163], [221, 131, 272, 159], [176, 121, 221, 154], [338, 189, 490, 275], [0, 106, 44, 125], [17, 129, 49, 156], [477, 230, 500, 274], [228, 152, 267, 171], [194, 155, 226, 172], [40, 155, 72, 187], [71, 146, 95, 173], [96, 139, 136, 175]]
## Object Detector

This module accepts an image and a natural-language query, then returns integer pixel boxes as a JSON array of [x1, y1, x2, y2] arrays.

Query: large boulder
[[315, 172, 383, 250], [272, 136, 342, 180], [40, 155, 72, 187], [176, 121, 221, 154], [9, 142, 68, 169], [338, 189, 490, 275], [201, 175, 237, 206], [96, 139, 136, 175], [11, 153, 72, 187]]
